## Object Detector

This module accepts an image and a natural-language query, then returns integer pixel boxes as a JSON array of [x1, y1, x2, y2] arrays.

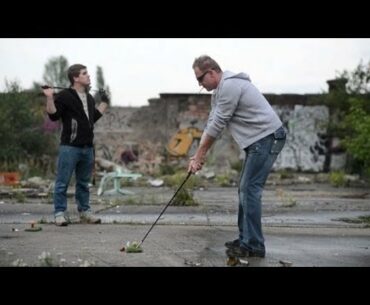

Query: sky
[[1, 38, 370, 107]]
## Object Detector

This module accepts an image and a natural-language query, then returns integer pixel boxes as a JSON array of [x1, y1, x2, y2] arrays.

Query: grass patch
[[336, 215, 370, 225], [276, 188, 297, 207], [122, 197, 139, 205], [278, 170, 294, 179], [159, 164, 176, 176], [14, 191, 26, 203], [230, 160, 243, 173], [329, 171, 346, 187], [172, 188, 198, 206]]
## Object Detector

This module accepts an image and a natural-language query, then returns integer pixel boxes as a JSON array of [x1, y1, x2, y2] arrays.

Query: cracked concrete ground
[[0, 182, 369, 266]]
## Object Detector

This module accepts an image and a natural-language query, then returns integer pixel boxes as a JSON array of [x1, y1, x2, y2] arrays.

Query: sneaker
[[225, 239, 240, 249], [226, 246, 265, 258], [64, 212, 72, 224], [55, 214, 68, 226], [79, 210, 101, 224]]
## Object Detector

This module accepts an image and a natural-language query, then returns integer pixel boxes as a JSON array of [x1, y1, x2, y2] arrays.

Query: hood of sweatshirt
[[222, 70, 251, 82]]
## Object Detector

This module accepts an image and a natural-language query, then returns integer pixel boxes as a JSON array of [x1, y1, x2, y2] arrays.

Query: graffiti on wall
[[273, 105, 329, 172], [93, 103, 332, 173]]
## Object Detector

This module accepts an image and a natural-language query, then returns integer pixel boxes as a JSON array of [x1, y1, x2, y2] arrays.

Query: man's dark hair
[[67, 64, 87, 85], [192, 55, 222, 73]]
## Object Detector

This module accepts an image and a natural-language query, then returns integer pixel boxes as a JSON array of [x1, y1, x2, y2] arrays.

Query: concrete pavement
[[0, 183, 369, 266]]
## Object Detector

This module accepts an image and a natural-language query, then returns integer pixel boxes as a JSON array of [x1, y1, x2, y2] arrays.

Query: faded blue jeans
[[54, 145, 94, 215], [238, 126, 286, 255]]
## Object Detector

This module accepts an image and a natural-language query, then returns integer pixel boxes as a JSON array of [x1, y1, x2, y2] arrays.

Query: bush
[[171, 188, 198, 206], [329, 171, 346, 187], [0, 85, 58, 171], [342, 98, 370, 178]]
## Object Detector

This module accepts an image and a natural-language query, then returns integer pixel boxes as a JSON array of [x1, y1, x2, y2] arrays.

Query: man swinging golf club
[[188, 55, 286, 259]]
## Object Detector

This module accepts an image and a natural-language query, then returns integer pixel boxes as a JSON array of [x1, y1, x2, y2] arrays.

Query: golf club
[[122, 171, 192, 252], [41, 85, 103, 93]]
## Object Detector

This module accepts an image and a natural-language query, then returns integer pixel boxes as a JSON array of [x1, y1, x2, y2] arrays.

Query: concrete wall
[[94, 92, 343, 174]]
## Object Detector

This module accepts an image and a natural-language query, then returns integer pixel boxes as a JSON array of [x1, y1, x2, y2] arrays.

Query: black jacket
[[48, 88, 103, 147]]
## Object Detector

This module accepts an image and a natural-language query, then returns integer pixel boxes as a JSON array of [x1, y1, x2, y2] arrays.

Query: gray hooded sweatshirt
[[204, 70, 282, 150]]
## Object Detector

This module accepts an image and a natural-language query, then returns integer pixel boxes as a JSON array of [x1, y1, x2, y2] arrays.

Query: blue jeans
[[238, 126, 286, 255], [53, 145, 94, 215]]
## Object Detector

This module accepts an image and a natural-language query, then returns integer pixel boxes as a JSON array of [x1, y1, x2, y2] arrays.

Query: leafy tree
[[96, 66, 105, 89], [42, 55, 69, 88], [325, 61, 370, 177], [341, 60, 370, 95]]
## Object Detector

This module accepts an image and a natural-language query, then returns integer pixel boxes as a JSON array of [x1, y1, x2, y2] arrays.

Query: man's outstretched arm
[[188, 132, 215, 173]]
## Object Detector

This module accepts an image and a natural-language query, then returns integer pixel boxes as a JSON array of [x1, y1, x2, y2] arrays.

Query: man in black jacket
[[42, 64, 109, 226]]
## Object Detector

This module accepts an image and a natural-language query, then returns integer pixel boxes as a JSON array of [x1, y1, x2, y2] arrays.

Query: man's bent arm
[[46, 96, 57, 114], [43, 88, 57, 114]]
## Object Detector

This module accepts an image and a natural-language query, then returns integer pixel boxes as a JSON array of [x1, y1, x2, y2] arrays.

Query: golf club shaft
[[41, 85, 99, 92], [137, 172, 192, 248]]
